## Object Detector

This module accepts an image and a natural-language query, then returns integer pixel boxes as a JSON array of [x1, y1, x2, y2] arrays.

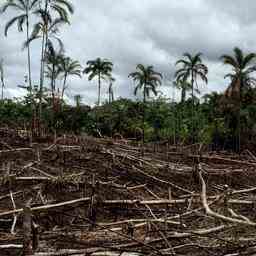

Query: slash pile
[[1, 133, 256, 256]]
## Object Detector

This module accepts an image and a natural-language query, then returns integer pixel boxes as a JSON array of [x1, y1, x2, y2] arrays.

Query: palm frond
[[53, 0, 74, 14], [242, 53, 256, 68], [4, 14, 27, 36], [221, 55, 238, 68], [1, 2, 24, 13]]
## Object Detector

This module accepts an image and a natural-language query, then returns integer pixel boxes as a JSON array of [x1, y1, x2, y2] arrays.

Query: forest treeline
[[1, 0, 256, 152]]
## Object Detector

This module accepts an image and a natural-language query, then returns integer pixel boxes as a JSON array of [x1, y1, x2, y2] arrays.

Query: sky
[[0, 0, 256, 105]]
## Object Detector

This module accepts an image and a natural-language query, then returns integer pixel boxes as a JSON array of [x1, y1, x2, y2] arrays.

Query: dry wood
[[199, 165, 256, 226]]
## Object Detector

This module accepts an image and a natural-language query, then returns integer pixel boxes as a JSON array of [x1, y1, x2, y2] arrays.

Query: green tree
[[129, 64, 162, 143], [59, 56, 82, 99], [175, 53, 208, 142], [83, 58, 113, 106], [221, 47, 256, 151], [1, 0, 39, 92]]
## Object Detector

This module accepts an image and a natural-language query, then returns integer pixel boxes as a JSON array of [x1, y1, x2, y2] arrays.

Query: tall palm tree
[[83, 58, 113, 106], [59, 56, 82, 99], [1, 0, 39, 93], [38, 0, 74, 89], [26, 12, 66, 119], [24, 0, 73, 126], [129, 64, 162, 143], [175, 53, 208, 142], [0, 59, 5, 100], [221, 47, 256, 152]]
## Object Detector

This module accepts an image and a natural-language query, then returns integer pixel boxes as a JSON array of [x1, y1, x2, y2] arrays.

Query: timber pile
[[0, 134, 256, 255]]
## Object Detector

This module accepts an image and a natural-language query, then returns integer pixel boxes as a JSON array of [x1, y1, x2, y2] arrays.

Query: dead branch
[[199, 165, 256, 226]]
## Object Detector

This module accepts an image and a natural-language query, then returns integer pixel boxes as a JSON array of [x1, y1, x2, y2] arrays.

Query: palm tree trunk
[[238, 95, 241, 153], [181, 88, 186, 104], [26, 6, 34, 140], [191, 71, 195, 144], [108, 84, 111, 103], [39, 31, 45, 122], [98, 73, 101, 106], [1, 83, 3, 100], [51, 63, 55, 109], [39, 0, 49, 128], [143, 85, 146, 145], [61, 73, 67, 100], [25, 8, 32, 95]]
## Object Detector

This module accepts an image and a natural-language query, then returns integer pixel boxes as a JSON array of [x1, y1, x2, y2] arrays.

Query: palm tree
[[221, 47, 256, 152], [26, 11, 67, 119], [129, 64, 162, 143], [24, 0, 73, 127], [1, 0, 39, 93], [0, 59, 5, 100], [175, 53, 208, 142], [39, 0, 73, 103], [83, 58, 113, 106], [59, 56, 82, 99], [38, 0, 74, 82]]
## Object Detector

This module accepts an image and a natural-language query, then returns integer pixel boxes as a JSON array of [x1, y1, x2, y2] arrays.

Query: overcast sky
[[0, 0, 255, 105]]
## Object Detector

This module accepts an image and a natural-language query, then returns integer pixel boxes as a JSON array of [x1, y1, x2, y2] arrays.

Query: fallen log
[[0, 148, 34, 160], [1, 196, 254, 218], [114, 225, 226, 248], [0, 197, 90, 217], [189, 154, 256, 167], [0, 244, 23, 249]]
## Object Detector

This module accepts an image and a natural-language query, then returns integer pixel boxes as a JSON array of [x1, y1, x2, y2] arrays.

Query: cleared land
[[0, 129, 256, 256]]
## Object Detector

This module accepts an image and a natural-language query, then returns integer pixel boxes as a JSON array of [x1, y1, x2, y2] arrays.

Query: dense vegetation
[[1, 0, 256, 152]]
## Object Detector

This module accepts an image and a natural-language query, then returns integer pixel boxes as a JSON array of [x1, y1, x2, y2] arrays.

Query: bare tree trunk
[[1, 83, 3, 100], [181, 87, 186, 104], [61, 73, 67, 100], [191, 71, 195, 144], [26, 8, 34, 140], [26, 10, 32, 95], [98, 73, 101, 106], [51, 63, 55, 109], [238, 94, 241, 153], [143, 86, 146, 145], [39, 32, 46, 129], [22, 205, 33, 255], [39, 0, 49, 131]]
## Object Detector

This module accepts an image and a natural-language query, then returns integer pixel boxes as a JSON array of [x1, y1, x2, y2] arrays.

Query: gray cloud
[[1, 0, 256, 104]]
